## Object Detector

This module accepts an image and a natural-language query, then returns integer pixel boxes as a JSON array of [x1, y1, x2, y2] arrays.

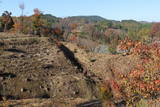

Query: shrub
[[0, 11, 14, 31], [117, 40, 160, 104]]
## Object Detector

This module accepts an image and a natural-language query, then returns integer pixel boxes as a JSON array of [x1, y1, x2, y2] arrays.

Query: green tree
[[137, 28, 150, 42]]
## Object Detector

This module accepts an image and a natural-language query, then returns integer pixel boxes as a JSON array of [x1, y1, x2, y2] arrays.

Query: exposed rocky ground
[[0, 33, 159, 107]]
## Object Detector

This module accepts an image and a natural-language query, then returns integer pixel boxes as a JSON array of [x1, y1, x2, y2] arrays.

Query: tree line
[[0, 6, 160, 54]]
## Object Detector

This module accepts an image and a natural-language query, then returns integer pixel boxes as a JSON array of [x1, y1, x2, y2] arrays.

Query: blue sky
[[0, 0, 160, 21]]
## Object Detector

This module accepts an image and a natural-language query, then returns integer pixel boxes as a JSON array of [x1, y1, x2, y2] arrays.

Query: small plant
[[136, 99, 149, 107], [99, 84, 113, 101]]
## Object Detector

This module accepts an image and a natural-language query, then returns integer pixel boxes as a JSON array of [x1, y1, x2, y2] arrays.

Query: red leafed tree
[[34, 8, 41, 16], [32, 8, 43, 35], [150, 22, 160, 39]]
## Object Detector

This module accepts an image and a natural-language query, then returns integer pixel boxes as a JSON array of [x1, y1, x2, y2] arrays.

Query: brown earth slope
[[0, 33, 159, 107], [0, 33, 100, 106]]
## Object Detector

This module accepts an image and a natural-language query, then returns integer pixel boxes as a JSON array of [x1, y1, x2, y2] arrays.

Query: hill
[[63, 15, 107, 23], [0, 33, 159, 107]]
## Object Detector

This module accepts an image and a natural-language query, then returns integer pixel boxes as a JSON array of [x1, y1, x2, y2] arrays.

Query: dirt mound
[[0, 33, 99, 106], [0, 33, 159, 107], [63, 42, 140, 80]]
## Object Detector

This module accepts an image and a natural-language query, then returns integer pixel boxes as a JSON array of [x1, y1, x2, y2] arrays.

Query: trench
[[55, 42, 103, 107], [58, 44, 84, 72], [55, 42, 128, 107]]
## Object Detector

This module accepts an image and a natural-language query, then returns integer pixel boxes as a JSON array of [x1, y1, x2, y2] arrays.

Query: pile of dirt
[[0, 33, 159, 107], [63, 42, 140, 81], [0, 33, 99, 106]]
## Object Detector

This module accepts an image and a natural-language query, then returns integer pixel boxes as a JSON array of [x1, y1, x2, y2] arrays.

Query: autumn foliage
[[69, 23, 77, 30], [116, 38, 160, 104], [99, 38, 160, 105], [13, 21, 22, 33], [31, 8, 43, 35], [0, 11, 14, 31], [150, 22, 160, 39]]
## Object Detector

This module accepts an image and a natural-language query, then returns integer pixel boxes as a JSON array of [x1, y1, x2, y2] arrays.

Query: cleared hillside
[[0, 33, 159, 107]]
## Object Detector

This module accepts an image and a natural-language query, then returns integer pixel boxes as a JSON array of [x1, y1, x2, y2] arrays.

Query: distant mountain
[[41, 14, 61, 26], [35, 14, 152, 30], [42, 14, 61, 20], [139, 21, 151, 24], [63, 15, 107, 23], [121, 20, 141, 24]]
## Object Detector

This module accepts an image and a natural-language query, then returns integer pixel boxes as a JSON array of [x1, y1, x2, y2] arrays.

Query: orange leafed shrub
[[53, 28, 62, 35], [118, 37, 140, 53], [69, 35, 77, 41], [150, 22, 160, 38], [70, 23, 77, 29], [13, 22, 22, 32], [118, 40, 160, 100]]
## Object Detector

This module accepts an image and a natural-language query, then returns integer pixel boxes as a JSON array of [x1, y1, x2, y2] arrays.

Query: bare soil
[[0, 33, 159, 107], [0, 33, 99, 106]]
